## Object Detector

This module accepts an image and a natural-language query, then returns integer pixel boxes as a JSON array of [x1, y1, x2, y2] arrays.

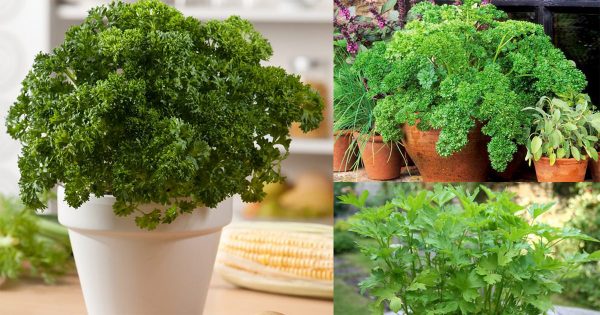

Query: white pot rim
[[57, 186, 232, 237]]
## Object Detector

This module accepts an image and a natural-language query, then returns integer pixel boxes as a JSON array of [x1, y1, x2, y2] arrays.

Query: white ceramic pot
[[57, 186, 232, 315]]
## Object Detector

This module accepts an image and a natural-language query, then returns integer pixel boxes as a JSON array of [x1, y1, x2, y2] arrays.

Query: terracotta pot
[[492, 145, 527, 181], [534, 157, 588, 182], [354, 133, 405, 180], [333, 130, 357, 172], [402, 124, 490, 182], [591, 160, 600, 182]]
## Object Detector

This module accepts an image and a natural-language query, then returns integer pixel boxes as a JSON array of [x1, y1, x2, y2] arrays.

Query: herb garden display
[[333, 0, 600, 182], [333, 0, 410, 180], [4, 0, 323, 314], [340, 185, 600, 314]]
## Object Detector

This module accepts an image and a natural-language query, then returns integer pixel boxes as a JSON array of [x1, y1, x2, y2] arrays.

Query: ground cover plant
[[5, 0, 323, 230], [341, 185, 600, 314], [354, 0, 587, 171]]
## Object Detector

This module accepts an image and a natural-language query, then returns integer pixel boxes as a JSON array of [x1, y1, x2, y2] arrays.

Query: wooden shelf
[[56, 3, 332, 23]]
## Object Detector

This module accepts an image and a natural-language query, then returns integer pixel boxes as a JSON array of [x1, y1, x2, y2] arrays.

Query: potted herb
[[4, 1, 323, 314], [341, 185, 600, 314], [333, 55, 406, 179], [525, 92, 599, 182], [333, 49, 362, 172], [354, 131, 406, 180], [333, 0, 409, 178], [356, 0, 587, 182]]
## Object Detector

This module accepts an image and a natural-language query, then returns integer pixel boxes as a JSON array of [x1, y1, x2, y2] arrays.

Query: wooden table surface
[[0, 274, 333, 315]]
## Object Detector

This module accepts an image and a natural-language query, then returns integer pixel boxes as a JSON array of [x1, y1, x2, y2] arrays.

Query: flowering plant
[[334, 0, 408, 56]]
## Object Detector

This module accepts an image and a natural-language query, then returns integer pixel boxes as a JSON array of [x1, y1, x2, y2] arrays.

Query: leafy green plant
[[0, 195, 71, 284], [5, 0, 323, 230], [525, 92, 600, 165], [559, 184, 600, 309], [334, 50, 376, 134], [341, 185, 600, 314], [355, 0, 587, 171]]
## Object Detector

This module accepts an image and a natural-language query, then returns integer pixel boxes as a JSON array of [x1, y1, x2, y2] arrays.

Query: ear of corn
[[216, 221, 333, 299]]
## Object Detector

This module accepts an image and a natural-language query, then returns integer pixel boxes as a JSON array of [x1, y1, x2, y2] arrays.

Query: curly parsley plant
[[355, 0, 586, 171], [5, 0, 323, 230]]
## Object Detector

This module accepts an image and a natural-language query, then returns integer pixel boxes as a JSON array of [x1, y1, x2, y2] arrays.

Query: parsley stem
[[62, 68, 78, 89]]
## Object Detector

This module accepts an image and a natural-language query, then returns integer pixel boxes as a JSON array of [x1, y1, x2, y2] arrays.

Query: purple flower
[[368, 2, 387, 29], [454, 0, 462, 5], [481, 0, 490, 4], [347, 41, 359, 54], [397, 0, 407, 28], [334, 0, 351, 20]]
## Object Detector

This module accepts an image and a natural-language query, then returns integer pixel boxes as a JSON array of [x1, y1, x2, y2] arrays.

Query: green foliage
[[342, 185, 600, 314], [5, 0, 323, 230], [334, 218, 359, 255], [525, 92, 599, 165], [0, 195, 71, 284], [561, 263, 600, 310], [334, 230, 357, 255], [334, 278, 372, 315], [559, 185, 600, 309], [355, 0, 587, 171], [334, 50, 377, 134]]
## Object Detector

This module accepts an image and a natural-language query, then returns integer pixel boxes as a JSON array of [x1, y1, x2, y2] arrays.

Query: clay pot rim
[[334, 129, 355, 136], [403, 122, 483, 135], [536, 156, 589, 165], [351, 132, 383, 143]]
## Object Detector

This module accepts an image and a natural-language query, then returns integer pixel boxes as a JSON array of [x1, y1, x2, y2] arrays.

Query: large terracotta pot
[[534, 157, 588, 182], [354, 133, 404, 180], [402, 124, 489, 182], [333, 130, 358, 172], [591, 159, 600, 182]]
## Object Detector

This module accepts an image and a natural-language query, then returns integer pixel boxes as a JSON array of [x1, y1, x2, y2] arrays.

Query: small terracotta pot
[[534, 157, 588, 182], [354, 133, 405, 180], [402, 124, 490, 182], [333, 130, 358, 172], [591, 160, 600, 182], [492, 146, 527, 181]]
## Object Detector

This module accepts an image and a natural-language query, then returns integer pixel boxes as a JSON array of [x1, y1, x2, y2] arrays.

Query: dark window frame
[[492, 0, 600, 35], [433, 0, 600, 104]]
